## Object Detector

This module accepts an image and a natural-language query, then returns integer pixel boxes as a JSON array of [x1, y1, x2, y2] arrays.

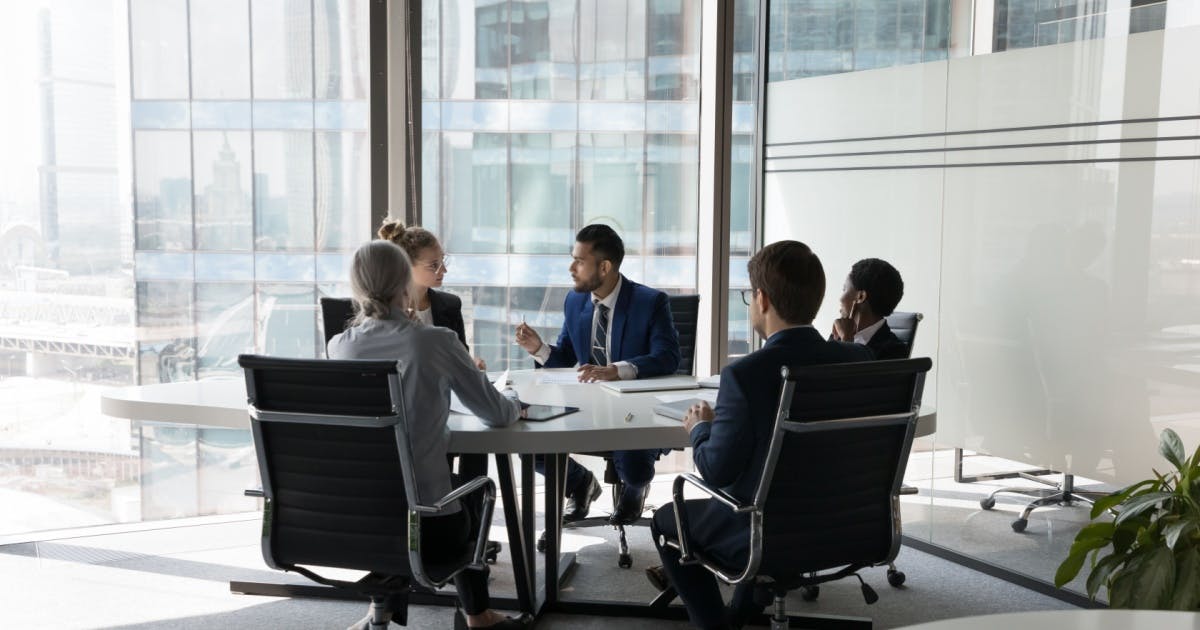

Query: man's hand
[[831, 317, 857, 342], [577, 364, 619, 382], [682, 401, 715, 433], [514, 322, 543, 354]]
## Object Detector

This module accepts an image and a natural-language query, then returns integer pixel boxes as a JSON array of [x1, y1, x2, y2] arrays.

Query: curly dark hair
[[848, 258, 904, 316]]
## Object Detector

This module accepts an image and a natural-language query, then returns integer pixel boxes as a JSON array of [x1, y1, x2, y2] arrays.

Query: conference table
[[101, 368, 937, 622]]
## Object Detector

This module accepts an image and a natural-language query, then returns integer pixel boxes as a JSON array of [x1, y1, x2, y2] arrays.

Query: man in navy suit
[[515, 224, 681, 524], [650, 241, 872, 630]]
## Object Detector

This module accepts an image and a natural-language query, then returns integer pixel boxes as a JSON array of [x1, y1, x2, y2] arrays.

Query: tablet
[[521, 403, 579, 422]]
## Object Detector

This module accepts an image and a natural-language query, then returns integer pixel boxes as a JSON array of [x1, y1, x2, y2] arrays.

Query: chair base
[[978, 473, 1107, 532]]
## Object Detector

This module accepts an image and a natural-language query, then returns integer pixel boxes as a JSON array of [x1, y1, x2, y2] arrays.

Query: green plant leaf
[[1171, 547, 1200, 610], [1074, 521, 1116, 543], [1056, 548, 1090, 587], [1115, 492, 1175, 527], [1086, 553, 1125, 600], [1113, 521, 1141, 555], [1161, 429, 1187, 472], [1128, 546, 1176, 609], [1165, 520, 1197, 550], [1109, 567, 1135, 608], [1093, 480, 1156, 519]]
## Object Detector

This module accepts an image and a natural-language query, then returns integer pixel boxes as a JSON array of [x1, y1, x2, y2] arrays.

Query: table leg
[[543, 453, 564, 606], [494, 453, 534, 613]]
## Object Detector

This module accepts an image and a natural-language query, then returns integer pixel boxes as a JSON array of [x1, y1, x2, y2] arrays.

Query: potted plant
[[1055, 428, 1200, 609]]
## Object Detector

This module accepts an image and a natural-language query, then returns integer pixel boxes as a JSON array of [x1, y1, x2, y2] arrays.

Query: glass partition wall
[[761, 0, 1197, 599]]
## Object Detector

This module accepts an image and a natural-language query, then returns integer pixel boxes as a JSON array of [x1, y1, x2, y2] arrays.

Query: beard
[[573, 274, 602, 293]]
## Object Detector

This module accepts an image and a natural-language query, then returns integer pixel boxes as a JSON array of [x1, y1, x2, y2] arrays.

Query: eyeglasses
[[419, 257, 450, 273], [739, 288, 757, 306]]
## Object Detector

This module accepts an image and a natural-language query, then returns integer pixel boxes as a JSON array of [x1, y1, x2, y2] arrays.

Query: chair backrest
[[319, 297, 356, 347], [884, 311, 923, 354], [669, 294, 700, 375], [751, 358, 932, 580], [238, 354, 419, 577]]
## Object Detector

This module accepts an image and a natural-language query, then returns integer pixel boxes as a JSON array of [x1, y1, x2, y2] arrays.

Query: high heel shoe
[[453, 609, 534, 629]]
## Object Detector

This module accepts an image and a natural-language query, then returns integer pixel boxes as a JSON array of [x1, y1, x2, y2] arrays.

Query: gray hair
[[349, 240, 412, 325]]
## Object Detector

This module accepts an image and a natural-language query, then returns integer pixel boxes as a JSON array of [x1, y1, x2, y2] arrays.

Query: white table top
[[895, 610, 1200, 630], [100, 368, 936, 454]]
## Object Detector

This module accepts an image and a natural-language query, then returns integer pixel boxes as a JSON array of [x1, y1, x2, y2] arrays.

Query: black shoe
[[453, 610, 534, 629], [608, 483, 649, 525], [563, 470, 601, 523], [645, 564, 670, 592]]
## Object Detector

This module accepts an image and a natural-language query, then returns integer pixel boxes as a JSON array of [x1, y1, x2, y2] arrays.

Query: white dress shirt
[[854, 318, 886, 345], [533, 276, 637, 380], [327, 310, 519, 513]]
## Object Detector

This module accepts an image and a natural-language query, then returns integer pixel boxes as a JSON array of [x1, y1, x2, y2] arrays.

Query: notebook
[[599, 376, 700, 394]]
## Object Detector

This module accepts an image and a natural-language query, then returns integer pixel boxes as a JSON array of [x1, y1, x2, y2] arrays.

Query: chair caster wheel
[[618, 554, 632, 569], [800, 586, 819, 601], [980, 497, 996, 510], [1011, 518, 1028, 533], [484, 541, 501, 564], [536, 532, 546, 553], [887, 569, 906, 587]]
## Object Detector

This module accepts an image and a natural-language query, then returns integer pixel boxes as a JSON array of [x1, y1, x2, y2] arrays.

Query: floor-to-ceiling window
[[421, 0, 703, 371], [0, 0, 370, 536]]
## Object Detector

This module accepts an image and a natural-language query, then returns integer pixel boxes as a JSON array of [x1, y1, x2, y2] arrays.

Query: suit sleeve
[[690, 365, 754, 489], [441, 332, 519, 427], [542, 295, 579, 368], [625, 291, 682, 377]]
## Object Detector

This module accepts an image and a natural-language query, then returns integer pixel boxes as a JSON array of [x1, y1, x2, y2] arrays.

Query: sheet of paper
[[656, 390, 717, 404], [492, 370, 510, 391], [536, 372, 585, 385]]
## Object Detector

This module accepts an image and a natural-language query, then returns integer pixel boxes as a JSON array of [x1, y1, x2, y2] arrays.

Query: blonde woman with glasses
[[379, 218, 486, 370]]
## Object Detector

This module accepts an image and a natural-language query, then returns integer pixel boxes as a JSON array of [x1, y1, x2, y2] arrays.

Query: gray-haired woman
[[328, 240, 531, 629]]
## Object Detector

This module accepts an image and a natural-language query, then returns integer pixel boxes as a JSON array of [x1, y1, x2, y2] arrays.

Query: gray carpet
[[0, 513, 1074, 630]]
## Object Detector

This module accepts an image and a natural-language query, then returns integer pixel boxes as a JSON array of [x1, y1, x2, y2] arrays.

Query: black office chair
[[320, 297, 356, 347], [659, 358, 931, 628], [238, 355, 496, 629], [538, 294, 701, 568], [886, 311, 922, 348]]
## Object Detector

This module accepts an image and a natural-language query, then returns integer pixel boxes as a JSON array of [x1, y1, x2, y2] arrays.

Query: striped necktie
[[590, 303, 610, 366]]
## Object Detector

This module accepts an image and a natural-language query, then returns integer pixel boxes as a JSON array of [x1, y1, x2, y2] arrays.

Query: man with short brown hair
[[650, 240, 872, 630]]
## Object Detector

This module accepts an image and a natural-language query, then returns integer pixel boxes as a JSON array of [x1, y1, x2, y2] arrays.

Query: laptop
[[599, 376, 700, 394]]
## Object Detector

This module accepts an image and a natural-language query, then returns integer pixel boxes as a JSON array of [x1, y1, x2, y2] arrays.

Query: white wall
[[763, 27, 1200, 486]]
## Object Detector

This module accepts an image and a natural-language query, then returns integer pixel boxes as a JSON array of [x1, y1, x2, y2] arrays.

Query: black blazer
[[865, 320, 910, 360], [683, 327, 873, 568], [428, 289, 469, 351]]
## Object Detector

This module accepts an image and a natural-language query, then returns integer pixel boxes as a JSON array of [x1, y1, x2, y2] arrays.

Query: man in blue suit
[[515, 224, 681, 524], [650, 241, 872, 630]]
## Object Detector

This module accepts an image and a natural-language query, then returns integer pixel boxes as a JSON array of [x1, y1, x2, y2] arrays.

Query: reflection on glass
[[646, 134, 698, 255], [646, 0, 700, 100], [474, 0, 510, 98], [507, 285, 570, 369], [137, 281, 195, 385], [579, 0, 647, 100], [254, 131, 315, 250], [579, 133, 644, 253], [196, 283, 254, 377], [423, 130, 441, 235], [314, 0, 370, 99], [257, 284, 318, 359], [993, 0, 1169, 52], [442, 132, 508, 253], [252, 0, 313, 99], [511, 0, 578, 99], [130, 0, 189, 98], [422, 0, 441, 98], [511, 133, 574, 253], [135, 131, 193, 250], [189, 0, 250, 99], [315, 131, 370, 251], [194, 132, 253, 251]]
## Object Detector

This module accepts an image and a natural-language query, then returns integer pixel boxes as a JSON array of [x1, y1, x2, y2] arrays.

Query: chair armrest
[[412, 475, 497, 578], [671, 473, 754, 566]]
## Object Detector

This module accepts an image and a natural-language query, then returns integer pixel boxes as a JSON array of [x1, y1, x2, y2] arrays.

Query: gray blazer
[[327, 311, 519, 512]]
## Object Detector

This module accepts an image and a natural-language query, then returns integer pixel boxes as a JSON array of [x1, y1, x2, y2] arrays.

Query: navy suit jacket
[[542, 275, 681, 378], [691, 326, 874, 505]]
